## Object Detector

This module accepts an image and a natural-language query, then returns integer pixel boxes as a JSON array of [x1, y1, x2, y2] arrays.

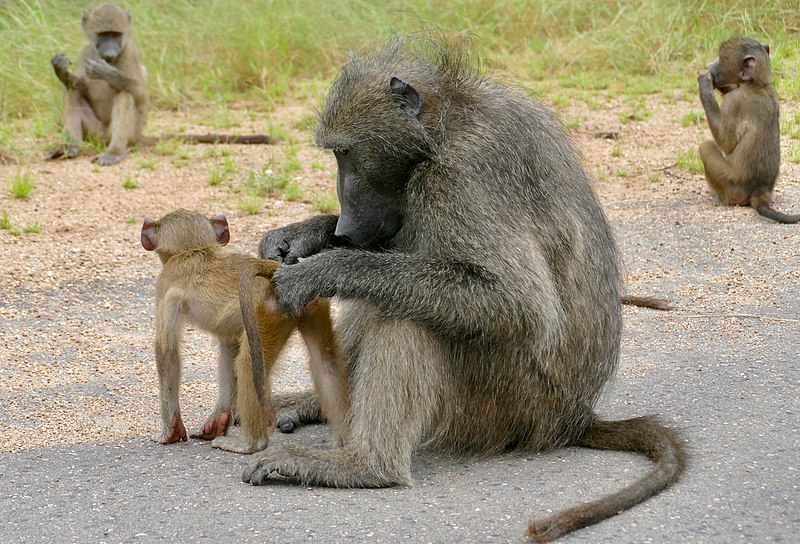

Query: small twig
[[680, 313, 799, 323], [654, 162, 676, 171]]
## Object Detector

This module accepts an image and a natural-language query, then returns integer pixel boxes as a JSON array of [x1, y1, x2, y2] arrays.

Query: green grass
[[619, 102, 652, 124], [153, 138, 182, 156], [283, 183, 304, 201], [127, 216, 138, 224], [122, 176, 140, 189], [611, 145, 622, 158], [208, 157, 238, 185], [0, 209, 11, 229], [2, 1, 800, 137], [236, 160, 304, 213], [782, 112, 800, 140], [237, 192, 264, 215], [787, 143, 800, 163], [312, 192, 339, 213], [676, 147, 704, 172], [8, 171, 35, 198], [562, 118, 580, 132], [681, 110, 705, 126], [138, 158, 158, 170], [23, 221, 41, 234]]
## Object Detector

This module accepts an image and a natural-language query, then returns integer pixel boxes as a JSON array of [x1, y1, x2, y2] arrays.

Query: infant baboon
[[698, 36, 799, 223], [244, 35, 685, 541], [48, 3, 279, 166], [141, 209, 345, 454]]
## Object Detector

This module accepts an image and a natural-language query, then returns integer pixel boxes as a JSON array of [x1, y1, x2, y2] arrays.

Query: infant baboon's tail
[[528, 415, 686, 542]]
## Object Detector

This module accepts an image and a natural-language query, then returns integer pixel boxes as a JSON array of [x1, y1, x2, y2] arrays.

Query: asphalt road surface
[[1, 200, 798, 543]]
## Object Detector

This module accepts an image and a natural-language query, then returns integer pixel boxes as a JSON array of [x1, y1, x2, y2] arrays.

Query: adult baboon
[[48, 3, 278, 166], [141, 209, 345, 454], [243, 36, 685, 541], [698, 36, 799, 223]]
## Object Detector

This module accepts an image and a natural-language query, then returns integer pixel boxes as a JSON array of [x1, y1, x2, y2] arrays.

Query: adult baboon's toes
[[242, 446, 298, 484], [242, 457, 275, 484]]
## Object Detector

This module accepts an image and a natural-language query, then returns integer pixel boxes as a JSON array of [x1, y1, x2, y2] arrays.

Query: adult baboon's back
[[245, 37, 684, 541]]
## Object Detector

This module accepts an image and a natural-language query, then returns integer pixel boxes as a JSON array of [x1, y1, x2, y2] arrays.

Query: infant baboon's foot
[[152, 414, 187, 444], [190, 411, 231, 440], [211, 435, 268, 455]]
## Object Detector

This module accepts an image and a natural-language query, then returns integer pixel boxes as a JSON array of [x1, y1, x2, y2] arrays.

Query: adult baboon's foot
[[242, 444, 408, 488]]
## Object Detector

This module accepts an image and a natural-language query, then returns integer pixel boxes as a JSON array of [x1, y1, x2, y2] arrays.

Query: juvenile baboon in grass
[[141, 209, 345, 454], [243, 35, 685, 541], [48, 3, 279, 166], [698, 36, 799, 223]]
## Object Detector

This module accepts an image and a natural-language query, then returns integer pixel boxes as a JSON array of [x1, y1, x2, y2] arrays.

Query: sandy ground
[[0, 89, 798, 455]]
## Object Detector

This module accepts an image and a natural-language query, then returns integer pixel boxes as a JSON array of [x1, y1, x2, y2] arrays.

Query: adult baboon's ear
[[388, 77, 423, 117], [126, 8, 132, 23], [81, 10, 89, 30]]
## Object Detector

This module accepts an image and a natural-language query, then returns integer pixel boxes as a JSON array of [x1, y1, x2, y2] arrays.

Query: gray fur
[[246, 35, 684, 540]]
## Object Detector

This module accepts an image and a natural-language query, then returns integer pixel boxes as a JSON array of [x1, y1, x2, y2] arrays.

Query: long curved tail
[[752, 201, 800, 224], [528, 415, 686, 542]]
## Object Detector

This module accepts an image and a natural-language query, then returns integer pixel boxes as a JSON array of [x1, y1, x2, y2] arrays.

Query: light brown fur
[[48, 3, 148, 166], [48, 4, 278, 166], [141, 209, 345, 454], [698, 36, 799, 223]]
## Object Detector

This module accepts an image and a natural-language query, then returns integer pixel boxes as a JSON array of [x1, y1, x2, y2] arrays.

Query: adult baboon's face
[[332, 147, 406, 248], [322, 76, 430, 249]]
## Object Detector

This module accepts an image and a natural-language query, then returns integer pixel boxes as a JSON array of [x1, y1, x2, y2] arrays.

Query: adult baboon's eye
[[340, 148, 350, 156]]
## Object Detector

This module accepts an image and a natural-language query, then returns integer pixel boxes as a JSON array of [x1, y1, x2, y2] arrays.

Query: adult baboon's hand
[[271, 257, 337, 316], [258, 215, 339, 265]]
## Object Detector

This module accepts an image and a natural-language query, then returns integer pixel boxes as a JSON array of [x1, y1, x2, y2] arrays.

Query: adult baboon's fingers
[[261, 237, 290, 262]]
